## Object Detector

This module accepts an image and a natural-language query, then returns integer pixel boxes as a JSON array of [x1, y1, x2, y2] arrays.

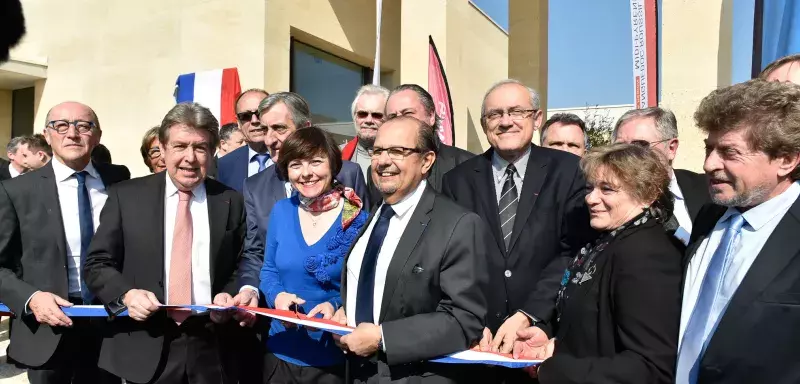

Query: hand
[[512, 326, 550, 359], [332, 307, 347, 348], [305, 302, 335, 332], [491, 312, 531, 354], [232, 289, 258, 327], [210, 293, 235, 324], [28, 291, 73, 327], [479, 327, 493, 352], [521, 338, 555, 379], [340, 323, 382, 357], [274, 292, 305, 328], [122, 289, 161, 321]]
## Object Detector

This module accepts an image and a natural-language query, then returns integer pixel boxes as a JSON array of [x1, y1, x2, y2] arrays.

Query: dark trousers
[[263, 352, 344, 384], [26, 297, 120, 384]]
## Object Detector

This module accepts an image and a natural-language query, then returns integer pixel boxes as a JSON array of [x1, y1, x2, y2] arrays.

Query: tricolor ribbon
[[0, 303, 541, 368]]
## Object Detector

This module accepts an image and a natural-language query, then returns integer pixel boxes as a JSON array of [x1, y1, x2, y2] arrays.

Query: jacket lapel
[[206, 180, 229, 288], [341, 209, 378, 304], [39, 162, 68, 266], [151, 174, 167, 299], [378, 186, 434, 322], [269, 168, 288, 204], [507, 147, 547, 253], [475, 151, 505, 254]]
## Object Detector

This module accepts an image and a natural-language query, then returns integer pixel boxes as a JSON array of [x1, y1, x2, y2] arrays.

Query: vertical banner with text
[[428, 36, 455, 146], [629, 0, 658, 108]]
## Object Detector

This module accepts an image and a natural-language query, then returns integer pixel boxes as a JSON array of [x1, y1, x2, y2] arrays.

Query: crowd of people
[[1, 53, 800, 384]]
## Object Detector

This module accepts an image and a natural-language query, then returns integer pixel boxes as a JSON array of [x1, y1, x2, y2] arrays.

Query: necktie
[[498, 164, 519, 250], [75, 171, 94, 304], [168, 190, 193, 323], [676, 213, 746, 383], [255, 154, 269, 172], [355, 205, 396, 325]]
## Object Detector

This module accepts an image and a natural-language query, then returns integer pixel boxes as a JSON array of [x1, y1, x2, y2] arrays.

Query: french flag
[[174, 68, 242, 126]]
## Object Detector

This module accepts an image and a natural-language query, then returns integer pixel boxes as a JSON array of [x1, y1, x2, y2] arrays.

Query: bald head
[[46, 101, 100, 129], [43, 101, 102, 171]]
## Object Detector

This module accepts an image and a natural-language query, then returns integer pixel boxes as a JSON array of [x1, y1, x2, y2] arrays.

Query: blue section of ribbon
[[429, 355, 539, 369]]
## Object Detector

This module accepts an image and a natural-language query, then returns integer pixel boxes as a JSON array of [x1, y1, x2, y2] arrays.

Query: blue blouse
[[259, 196, 368, 367]]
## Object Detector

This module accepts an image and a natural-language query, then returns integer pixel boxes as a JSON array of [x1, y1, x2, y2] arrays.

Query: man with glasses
[[217, 88, 270, 192], [342, 84, 390, 180], [441, 79, 595, 383], [0, 101, 129, 384], [613, 107, 710, 241]]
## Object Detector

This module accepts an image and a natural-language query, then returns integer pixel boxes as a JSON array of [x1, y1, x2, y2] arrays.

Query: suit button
[[504, 270, 512, 278], [495, 312, 502, 318], [158, 281, 164, 288]]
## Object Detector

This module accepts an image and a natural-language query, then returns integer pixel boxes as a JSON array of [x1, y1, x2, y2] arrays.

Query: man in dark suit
[[236, 92, 369, 308], [613, 107, 711, 241], [364, 84, 474, 207], [334, 116, 489, 383], [0, 156, 11, 180], [83, 102, 246, 384], [217, 88, 270, 192], [677, 80, 800, 383], [0, 101, 129, 384], [441, 79, 595, 362]]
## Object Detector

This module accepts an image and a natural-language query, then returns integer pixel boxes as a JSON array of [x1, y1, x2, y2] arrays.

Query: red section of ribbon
[[242, 306, 355, 331]]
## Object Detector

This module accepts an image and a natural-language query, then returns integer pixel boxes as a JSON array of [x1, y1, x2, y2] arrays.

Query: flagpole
[[372, 0, 383, 85]]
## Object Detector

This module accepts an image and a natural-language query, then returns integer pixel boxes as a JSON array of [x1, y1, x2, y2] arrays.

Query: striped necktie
[[498, 164, 519, 250]]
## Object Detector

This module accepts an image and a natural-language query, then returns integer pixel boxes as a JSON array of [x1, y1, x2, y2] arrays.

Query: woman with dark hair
[[515, 143, 682, 384], [259, 126, 368, 384], [139, 126, 166, 173]]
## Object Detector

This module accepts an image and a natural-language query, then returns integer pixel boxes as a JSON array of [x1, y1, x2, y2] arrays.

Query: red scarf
[[299, 183, 363, 228]]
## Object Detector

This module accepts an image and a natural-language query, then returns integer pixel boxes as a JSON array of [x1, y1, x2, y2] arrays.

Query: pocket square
[[412, 265, 424, 274]]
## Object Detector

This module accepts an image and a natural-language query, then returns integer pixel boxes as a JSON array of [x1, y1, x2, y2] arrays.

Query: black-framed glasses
[[46, 120, 96, 135], [629, 139, 671, 148], [356, 110, 385, 120], [482, 108, 537, 122], [367, 146, 423, 160], [236, 110, 258, 123]]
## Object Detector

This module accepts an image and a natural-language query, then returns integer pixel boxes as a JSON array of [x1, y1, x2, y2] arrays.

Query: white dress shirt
[[679, 181, 800, 347], [51, 157, 108, 295], [248, 147, 273, 177], [346, 180, 428, 328], [8, 163, 21, 178], [491, 146, 531, 203], [164, 173, 212, 305], [669, 171, 693, 236]]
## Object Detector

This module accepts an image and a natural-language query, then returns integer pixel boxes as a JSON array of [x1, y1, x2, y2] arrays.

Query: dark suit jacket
[[539, 220, 682, 384], [674, 168, 710, 222], [682, 199, 800, 383], [0, 161, 130, 367], [366, 143, 474, 209], [342, 186, 489, 383], [441, 146, 595, 331], [82, 173, 245, 384], [216, 144, 254, 192], [238, 160, 369, 289], [0, 158, 11, 181]]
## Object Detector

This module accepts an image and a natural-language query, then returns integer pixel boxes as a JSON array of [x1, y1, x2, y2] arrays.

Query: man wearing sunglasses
[[613, 107, 710, 243], [217, 88, 270, 192], [342, 84, 390, 180]]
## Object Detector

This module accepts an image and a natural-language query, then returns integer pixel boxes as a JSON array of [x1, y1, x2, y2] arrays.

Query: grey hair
[[219, 122, 241, 141], [258, 92, 312, 128], [159, 102, 220, 150], [612, 107, 679, 141], [6, 136, 26, 154], [480, 79, 541, 127], [351, 84, 390, 117], [389, 84, 441, 129]]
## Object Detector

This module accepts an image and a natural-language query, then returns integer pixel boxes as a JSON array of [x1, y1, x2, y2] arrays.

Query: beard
[[710, 183, 771, 208]]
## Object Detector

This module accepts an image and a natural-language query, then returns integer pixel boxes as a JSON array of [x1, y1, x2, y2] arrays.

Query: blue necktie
[[75, 171, 95, 304], [676, 213, 746, 383], [355, 205, 395, 325], [255, 154, 269, 172]]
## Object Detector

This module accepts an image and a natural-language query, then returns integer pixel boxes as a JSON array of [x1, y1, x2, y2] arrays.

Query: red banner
[[428, 36, 455, 146], [629, 0, 658, 108]]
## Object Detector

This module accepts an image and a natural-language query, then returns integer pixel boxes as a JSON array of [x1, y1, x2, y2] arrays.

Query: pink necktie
[[168, 190, 193, 323]]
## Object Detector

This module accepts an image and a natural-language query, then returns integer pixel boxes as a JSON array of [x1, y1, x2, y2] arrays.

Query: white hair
[[351, 84, 390, 117], [480, 79, 541, 125]]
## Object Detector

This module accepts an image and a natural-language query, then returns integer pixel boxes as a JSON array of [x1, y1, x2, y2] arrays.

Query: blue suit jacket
[[239, 160, 370, 289], [216, 145, 253, 192]]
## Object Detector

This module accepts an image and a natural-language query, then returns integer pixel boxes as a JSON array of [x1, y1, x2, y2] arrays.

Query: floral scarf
[[298, 182, 363, 228]]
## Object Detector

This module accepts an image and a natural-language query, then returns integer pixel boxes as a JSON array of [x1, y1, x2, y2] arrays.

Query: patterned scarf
[[298, 182, 363, 229]]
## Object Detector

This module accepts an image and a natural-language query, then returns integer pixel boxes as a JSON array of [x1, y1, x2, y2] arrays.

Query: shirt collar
[[51, 156, 101, 182], [491, 145, 531, 183], [385, 180, 427, 219], [8, 163, 20, 178], [165, 171, 207, 201], [668, 170, 684, 200], [720, 181, 800, 231], [249, 147, 269, 162]]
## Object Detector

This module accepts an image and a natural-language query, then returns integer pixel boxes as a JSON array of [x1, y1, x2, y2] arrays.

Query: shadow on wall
[[327, 0, 401, 71], [718, 0, 734, 87], [467, 109, 485, 154]]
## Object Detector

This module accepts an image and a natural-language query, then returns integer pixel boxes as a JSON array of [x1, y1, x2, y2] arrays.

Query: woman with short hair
[[139, 126, 166, 173]]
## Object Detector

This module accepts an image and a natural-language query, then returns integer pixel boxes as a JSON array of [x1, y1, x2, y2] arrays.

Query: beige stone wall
[[0, 90, 12, 154]]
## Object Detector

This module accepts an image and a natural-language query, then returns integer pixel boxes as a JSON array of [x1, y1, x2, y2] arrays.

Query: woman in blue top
[[259, 126, 368, 384]]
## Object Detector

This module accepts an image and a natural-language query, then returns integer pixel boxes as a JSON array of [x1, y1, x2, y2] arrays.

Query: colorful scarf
[[298, 182, 363, 229]]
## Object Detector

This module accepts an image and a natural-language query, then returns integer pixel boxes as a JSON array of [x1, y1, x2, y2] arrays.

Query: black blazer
[[0, 157, 11, 180], [342, 186, 489, 383], [674, 168, 710, 222], [366, 143, 474, 209], [0, 161, 130, 367], [82, 173, 245, 384], [441, 146, 595, 330], [538, 220, 682, 384], [682, 199, 800, 383]]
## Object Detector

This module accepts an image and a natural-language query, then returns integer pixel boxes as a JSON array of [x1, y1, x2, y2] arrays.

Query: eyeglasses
[[147, 147, 162, 159], [236, 110, 258, 123], [47, 120, 96, 135], [367, 146, 423, 160], [482, 108, 537, 122], [356, 110, 385, 120], [629, 139, 671, 147]]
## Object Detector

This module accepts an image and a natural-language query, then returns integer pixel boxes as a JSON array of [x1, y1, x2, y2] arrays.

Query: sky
[[471, 0, 756, 109]]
